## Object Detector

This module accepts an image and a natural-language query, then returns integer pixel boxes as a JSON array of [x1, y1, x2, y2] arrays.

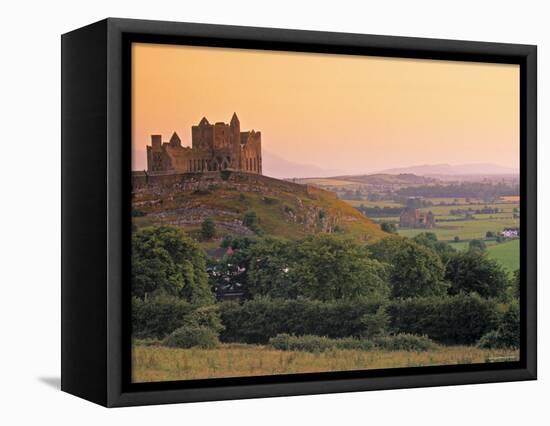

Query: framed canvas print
[[61, 18, 537, 407]]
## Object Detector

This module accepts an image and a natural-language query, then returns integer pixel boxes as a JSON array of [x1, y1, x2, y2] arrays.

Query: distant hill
[[262, 151, 344, 179], [332, 173, 437, 185], [378, 163, 518, 176], [294, 173, 437, 187], [132, 171, 385, 246]]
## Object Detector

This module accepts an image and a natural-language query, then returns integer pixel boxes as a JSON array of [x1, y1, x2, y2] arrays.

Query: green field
[[487, 239, 520, 272], [345, 197, 520, 273], [396, 217, 518, 241], [132, 342, 519, 383]]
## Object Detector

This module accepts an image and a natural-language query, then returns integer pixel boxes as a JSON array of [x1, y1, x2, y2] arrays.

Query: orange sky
[[132, 42, 519, 175]]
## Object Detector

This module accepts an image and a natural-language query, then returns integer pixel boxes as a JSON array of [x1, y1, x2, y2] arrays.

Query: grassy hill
[[132, 171, 386, 248]]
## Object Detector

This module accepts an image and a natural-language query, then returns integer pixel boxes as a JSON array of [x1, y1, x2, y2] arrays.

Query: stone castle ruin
[[147, 113, 262, 174], [399, 207, 436, 228]]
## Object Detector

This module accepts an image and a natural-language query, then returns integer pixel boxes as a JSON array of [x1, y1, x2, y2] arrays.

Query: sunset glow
[[132, 43, 519, 176]]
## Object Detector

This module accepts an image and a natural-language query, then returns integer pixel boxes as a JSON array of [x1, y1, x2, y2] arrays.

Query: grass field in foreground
[[132, 342, 519, 383]]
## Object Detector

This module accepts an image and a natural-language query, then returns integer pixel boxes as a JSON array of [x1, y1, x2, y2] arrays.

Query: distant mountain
[[378, 163, 518, 176], [262, 151, 343, 179], [332, 173, 437, 185]]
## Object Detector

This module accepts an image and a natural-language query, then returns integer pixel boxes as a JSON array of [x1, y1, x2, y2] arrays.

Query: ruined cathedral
[[146, 113, 262, 175]]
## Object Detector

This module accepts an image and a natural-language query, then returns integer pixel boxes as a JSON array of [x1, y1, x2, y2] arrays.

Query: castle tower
[[169, 132, 181, 147], [151, 134, 162, 151], [230, 112, 241, 169]]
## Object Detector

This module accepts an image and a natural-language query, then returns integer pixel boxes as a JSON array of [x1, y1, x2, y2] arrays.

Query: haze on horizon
[[132, 43, 520, 177]]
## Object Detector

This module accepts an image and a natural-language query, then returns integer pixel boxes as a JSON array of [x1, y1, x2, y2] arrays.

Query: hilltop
[[132, 170, 386, 247]]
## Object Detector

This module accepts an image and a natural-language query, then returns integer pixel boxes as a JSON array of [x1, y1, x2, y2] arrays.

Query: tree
[[131, 225, 213, 304], [486, 231, 495, 238], [445, 250, 509, 299], [469, 239, 487, 252], [246, 235, 390, 301], [381, 222, 397, 234], [200, 218, 216, 240], [454, 236, 460, 242], [512, 269, 520, 299], [412, 232, 456, 263], [369, 237, 448, 298], [389, 241, 448, 298]]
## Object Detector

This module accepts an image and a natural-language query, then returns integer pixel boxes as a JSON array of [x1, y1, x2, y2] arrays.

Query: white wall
[[0, 0, 546, 423]]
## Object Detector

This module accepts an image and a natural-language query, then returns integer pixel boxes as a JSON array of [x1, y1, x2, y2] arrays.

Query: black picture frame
[[61, 17, 537, 407]]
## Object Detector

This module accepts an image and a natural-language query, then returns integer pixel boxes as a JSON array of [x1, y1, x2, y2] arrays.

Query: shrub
[[163, 325, 219, 349], [220, 170, 232, 181], [469, 239, 487, 252], [269, 334, 375, 352], [132, 296, 194, 339], [477, 302, 519, 349], [200, 218, 216, 240], [359, 306, 389, 339], [373, 333, 438, 351], [380, 222, 397, 234], [242, 211, 262, 234], [477, 330, 505, 349], [386, 294, 501, 345], [132, 296, 223, 339], [219, 298, 383, 344]]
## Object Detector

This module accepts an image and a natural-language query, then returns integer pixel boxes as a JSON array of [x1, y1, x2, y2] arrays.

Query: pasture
[[132, 342, 519, 382], [348, 196, 520, 273]]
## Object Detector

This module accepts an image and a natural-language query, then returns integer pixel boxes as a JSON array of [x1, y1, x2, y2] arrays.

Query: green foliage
[[163, 325, 220, 349], [370, 237, 448, 298], [246, 235, 390, 301], [386, 294, 501, 345], [372, 333, 438, 351], [381, 222, 397, 234], [469, 239, 487, 252], [219, 298, 383, 344], [132, 296, 223, 340], [131, 225, 213, 304], [445, 250, 509, 298], [132, 296, 194, 339], [454, 236, 460, 242], [221, 236, 258, 250], [477, 302, 519, 348], [269, 333, 436, 352], [132, 209, 145, 217], [412, 232, 456, 263], [512, 269, 520, 299], [242, 211, 262, 234], [359, 306, 389, 339], [269, 334, 375, 353], [200, 218, 216, 240]]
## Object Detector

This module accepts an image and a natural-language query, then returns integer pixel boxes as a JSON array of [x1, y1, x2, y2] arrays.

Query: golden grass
[[132, 342, 519, 383]]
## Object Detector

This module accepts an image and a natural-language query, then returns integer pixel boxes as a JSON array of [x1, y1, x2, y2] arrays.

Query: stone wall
[[132, 170, 327, 198]]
